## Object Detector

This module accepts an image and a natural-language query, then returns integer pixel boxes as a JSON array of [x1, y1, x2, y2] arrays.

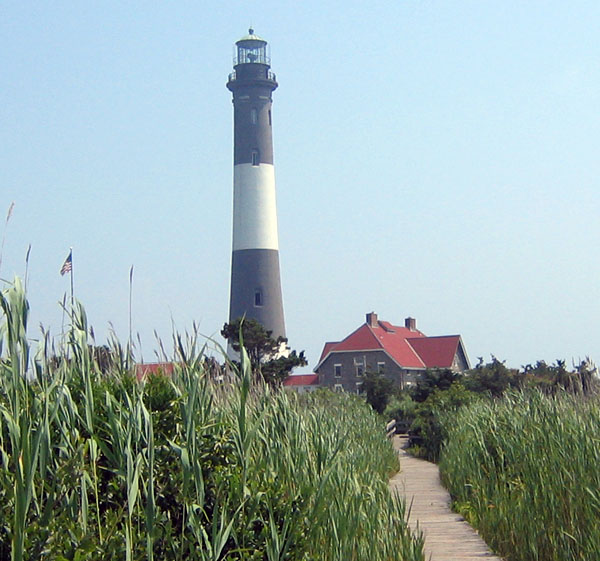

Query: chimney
[[405, 317, 416, 331], [366, 312, 378, 327]]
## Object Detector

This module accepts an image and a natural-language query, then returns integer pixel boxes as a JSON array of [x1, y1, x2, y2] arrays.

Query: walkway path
[[389, 436, 503, 561]]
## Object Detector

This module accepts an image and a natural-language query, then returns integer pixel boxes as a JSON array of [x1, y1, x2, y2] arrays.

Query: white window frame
[[377, 361, 385, 373], [355, 381, 363, 395], [334, 364, 342, 378], [334, 384, 343, 393], [354, 356, 365, 377]]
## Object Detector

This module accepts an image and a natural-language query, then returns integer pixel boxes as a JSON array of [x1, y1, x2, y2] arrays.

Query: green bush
[[384, 393, 417, 433], [408, 382, 479, 462], [360, 370, 396, 414]]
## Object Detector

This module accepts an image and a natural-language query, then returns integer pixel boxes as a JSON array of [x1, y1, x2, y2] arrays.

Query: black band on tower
[[229, 249, 286, 339]]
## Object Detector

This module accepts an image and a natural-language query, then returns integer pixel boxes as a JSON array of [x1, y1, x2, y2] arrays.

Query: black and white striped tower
[[226, 29, 286, 341]]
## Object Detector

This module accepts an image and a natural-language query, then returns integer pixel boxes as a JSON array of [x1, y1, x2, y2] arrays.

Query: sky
[[2, 1, 599, 371]]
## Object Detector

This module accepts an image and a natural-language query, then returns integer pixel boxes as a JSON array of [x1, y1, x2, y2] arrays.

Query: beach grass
[[0, 277, 423, 560]]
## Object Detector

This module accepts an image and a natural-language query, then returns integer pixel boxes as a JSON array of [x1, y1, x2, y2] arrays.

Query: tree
[[522, 359, 598, 395], [409, 382, 479, 461], [410, 368, 462, 403], [360, 371, 395, 414], [463, 357, 523, 397], [221, 318, 307, 386]]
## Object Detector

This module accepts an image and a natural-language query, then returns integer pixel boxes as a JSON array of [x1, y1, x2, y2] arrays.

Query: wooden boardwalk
[[389, 436, 503, 561]]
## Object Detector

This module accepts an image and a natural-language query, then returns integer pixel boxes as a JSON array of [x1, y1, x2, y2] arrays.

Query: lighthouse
[[226, 29, 286, 341]]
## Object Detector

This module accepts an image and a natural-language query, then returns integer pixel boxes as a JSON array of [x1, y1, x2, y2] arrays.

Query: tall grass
[[0, 278, 423, 560], [439, 391, 600, 561]]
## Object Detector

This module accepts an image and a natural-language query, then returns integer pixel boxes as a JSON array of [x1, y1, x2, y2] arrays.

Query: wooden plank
[[389, 436, 504, 561]]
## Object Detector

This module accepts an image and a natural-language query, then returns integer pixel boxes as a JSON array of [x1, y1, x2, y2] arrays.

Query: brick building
[[315, 312, 470, 392]]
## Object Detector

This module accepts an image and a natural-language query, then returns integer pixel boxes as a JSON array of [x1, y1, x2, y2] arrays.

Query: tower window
[[268, 110, 272, 126], [252, 150, 259, 166], [250, 108, 258, 124], [254, 290, 263, 307]]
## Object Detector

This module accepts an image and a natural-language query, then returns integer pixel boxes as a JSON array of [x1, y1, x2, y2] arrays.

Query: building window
[[254, 290, 263, 307], [334, 384, 343, 393], [377, 362, 385, 373], [334, 364, 342, 378], [268, 110, 272, 126], [354, 357, 365, 377], [252, 150, 259, 166], [250, 108, 258, 124], [355, 382, 363, 395]]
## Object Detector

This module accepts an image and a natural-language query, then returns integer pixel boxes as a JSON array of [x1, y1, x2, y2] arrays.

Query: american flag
[[60, 251, 72, 276]]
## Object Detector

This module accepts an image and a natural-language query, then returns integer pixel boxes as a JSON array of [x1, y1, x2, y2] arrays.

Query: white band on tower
[[232, 163, 279, 251]]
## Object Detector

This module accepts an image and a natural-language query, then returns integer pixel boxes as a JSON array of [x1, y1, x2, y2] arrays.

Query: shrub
[[360, 370, 396, 413], [409, 382, 479, 461], [384, 393, 417, 433]]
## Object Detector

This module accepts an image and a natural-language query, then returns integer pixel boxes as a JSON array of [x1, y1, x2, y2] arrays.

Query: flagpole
[[69, 247, 74, 321], [60, 248, 74, 355]]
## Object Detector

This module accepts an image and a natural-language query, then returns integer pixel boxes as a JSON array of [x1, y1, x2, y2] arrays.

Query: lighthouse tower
[[226, 29, 286, 341]]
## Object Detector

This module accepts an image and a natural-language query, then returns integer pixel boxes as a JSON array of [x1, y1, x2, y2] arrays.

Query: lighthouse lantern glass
[[236, 41, 269, 65]]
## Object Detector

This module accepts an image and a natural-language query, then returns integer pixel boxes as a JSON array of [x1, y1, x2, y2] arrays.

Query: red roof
[[318, 321, 426, 368], [135, 362, 175, 380], [317, 316, 463, 370], [283, 374, 319, 386], [319, 342, 338, 362], [407, 336, 461, 369]]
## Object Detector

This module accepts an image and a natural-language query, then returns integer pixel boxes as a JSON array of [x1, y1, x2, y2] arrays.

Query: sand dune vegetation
[[440, 391, 600, 561], [0, 278, 423, 560]]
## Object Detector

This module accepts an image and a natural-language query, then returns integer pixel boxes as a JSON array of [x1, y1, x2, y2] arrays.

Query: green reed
[[440, 390, 600, 561], [0, 277, 423, 560]]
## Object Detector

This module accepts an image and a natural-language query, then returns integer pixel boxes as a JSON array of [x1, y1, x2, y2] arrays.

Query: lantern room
[[234, 28, 270, 66]]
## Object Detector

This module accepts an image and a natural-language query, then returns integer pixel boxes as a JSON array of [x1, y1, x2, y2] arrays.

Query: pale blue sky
[[2, 1, 599, 370]]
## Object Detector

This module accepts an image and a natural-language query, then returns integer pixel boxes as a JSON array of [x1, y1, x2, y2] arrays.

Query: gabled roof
[[319, 342, 338, 362], [316, 315, 467, 371], [406, 335, 462, 369], [283, 374, 319, 386], [316, 320, 427, 370]]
